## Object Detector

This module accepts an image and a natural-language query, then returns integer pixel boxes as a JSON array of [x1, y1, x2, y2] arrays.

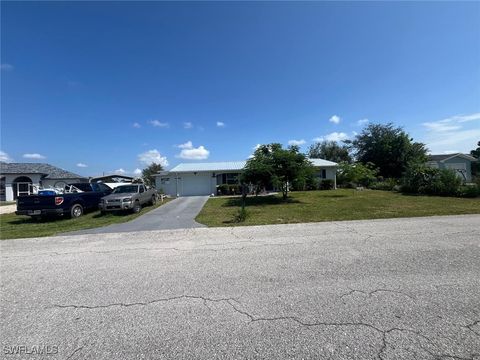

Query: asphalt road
[[1, 215, 479, 359], [66, 196, 208, 235]]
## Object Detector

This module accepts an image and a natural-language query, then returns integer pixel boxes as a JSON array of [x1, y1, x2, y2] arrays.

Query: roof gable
[[0, 162, 84, 179], [427, 153, 477, 163]]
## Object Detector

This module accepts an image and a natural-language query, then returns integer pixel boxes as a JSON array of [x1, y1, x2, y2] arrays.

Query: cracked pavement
[[1, 215, 480, 359]]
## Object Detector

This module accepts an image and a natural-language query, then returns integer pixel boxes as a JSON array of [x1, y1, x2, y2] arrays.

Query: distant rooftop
[[308, 158, 338, 167], [164, 158, 337, 173], [169, 161, 247, 173], [427, 153, 477, 162], [0, 162, 84, 179]]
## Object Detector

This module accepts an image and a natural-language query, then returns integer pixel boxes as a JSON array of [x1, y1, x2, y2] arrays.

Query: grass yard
[[196, 189, 480, 227], [0, 198, 171, 240]]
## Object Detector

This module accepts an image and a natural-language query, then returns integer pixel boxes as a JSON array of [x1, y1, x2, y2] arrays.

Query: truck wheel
[[132, 201, 141, 214], [150, 195, 157, 206], [70, 204, 84, 218]]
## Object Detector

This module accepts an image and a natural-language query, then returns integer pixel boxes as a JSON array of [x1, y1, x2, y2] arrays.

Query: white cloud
[[421, 112, 480, 153], [114, 168, 126, 174], [288, 139, 306, 146], [133, 122, 141, 128], [216, 121, 225, 127], [176, 141, 210, 160], [133, 168, 142, 176], [23, 153, 46, 160], [329, 115, 341, 124], [0, 63, 13, 71], [313, 132, 350, 142], [422, 122, 461, 132], [76, 163, 87, 168], [138, 149, 169, 167], [253, 144, 261, 150], [177, 141, 193, 149], [357, 118, 369, 126], [422, 112, 480, 132], [0, 151, 12, 162], [148, 120, 169, 128], [183, 122, 193, 129]]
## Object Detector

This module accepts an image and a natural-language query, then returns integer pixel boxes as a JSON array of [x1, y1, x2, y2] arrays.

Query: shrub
[[371, 178, 398, 191], [319, 179, 334, 190], [401, 164, 462, 196], [426, 168, 461, 196], [456, 185, 479, 198], [217, 184, 241, 196], [337, 162, 378, 188]]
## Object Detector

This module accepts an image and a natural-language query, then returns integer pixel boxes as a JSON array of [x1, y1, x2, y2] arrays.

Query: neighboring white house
[[155, 158, 338, 197], [0, 162, 87, 201], [426, 153, 477, 182]]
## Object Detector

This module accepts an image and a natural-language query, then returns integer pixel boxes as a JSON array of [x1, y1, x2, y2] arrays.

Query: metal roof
[[308, 158, 338, 167], [0, 162, 85, 179], [169, 161, 247, 173], [162, 158, 338, 174]]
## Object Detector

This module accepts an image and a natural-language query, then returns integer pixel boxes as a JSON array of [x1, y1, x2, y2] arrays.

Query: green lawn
[[196, 189, 480, 227], [0, 199, 171, 240]]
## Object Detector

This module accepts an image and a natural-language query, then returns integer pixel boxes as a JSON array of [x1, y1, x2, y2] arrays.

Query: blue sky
[[1, 1, 479, 176]]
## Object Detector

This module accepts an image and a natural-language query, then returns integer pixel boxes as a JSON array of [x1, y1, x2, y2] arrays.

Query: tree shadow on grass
[[222, 195, 301, 208]]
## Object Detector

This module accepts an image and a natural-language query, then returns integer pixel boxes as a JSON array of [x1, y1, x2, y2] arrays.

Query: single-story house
[[426, 153, 477, 182], [155, 158, 338, 197], [0, 162, 87, 201]]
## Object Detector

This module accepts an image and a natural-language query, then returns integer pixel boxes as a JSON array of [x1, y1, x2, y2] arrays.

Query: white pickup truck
[[99, 184, 157, 213]]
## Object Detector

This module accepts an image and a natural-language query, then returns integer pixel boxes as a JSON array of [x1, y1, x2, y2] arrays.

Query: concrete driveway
[[67, 196, 209, 235], [1, 215, 479, 359]]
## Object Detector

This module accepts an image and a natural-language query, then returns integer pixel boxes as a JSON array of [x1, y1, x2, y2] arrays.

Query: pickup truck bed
[[16, 183, 112, 218]]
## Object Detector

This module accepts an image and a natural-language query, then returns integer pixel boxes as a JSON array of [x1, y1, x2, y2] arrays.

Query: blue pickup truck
[[16, 183, 112, 219]]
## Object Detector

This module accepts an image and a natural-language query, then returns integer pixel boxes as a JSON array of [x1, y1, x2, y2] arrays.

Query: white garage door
[[180, 174, 212, 196]]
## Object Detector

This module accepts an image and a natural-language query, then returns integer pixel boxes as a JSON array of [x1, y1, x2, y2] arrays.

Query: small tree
[[337, 162, 378, 188], [142, 163, 164, 187], [308, 140, 351, 163], [242, 143, 314, 200]]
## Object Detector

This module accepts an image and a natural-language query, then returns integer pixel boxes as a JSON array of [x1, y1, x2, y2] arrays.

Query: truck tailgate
[[16, 195, 57, 210]]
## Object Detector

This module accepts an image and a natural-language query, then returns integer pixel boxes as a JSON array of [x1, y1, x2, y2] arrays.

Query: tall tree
[[349, 123, 427, 178], [142, 163, 164, 186], [242, 143, 314, 200], [308, 140, 351, 163]]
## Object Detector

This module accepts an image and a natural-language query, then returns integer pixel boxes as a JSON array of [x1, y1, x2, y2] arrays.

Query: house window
[[217, 173, 240, 185], [161, 178, 170, 185], [321, 169, 327, 179]]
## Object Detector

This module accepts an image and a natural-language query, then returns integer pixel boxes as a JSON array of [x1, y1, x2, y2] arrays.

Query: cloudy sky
[[1, 2, 479, 176]]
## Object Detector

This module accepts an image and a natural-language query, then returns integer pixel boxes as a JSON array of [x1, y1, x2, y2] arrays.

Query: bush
[[401, 164, 462, 196], [456, 185, 479, 198], [337, 162, 378, 188], [426, 168, 462, 196], [371, 178, 398, 191], [217, 184, 241, 196], [319, 179, 334, 190]]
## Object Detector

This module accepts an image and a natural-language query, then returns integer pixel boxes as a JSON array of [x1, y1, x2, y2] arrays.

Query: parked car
[[99, 184, 157, 214], [16, 183, 113, 219]]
